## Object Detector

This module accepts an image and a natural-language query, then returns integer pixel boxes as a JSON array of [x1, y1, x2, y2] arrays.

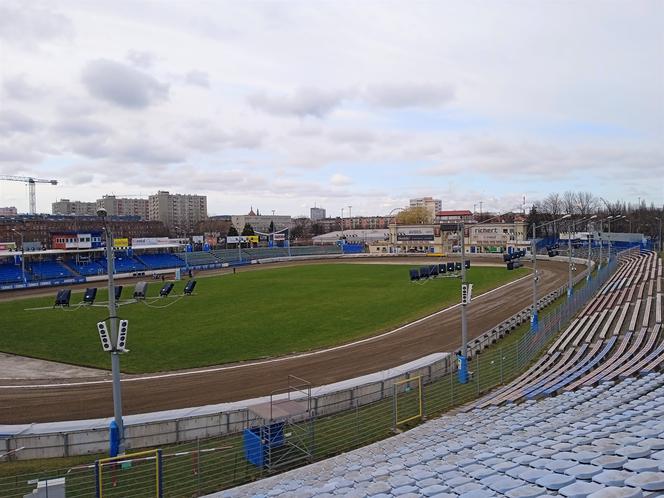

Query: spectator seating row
[[27, 260, 74, 280], [290, 245, 343, 256], [473, 251, 662, 408], [0, 263, 25, 284], [243, 247, 290, 259], [68, 260, 105, 276], [98, 256, 146, 273], [138, 253, 187, 269], [210, 249, 243, 264], [178, 251, 221, 266], [219, 373, 664, 497]]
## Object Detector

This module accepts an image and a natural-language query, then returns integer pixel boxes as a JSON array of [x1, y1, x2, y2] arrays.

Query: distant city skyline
[[1, 1, 662, 215]]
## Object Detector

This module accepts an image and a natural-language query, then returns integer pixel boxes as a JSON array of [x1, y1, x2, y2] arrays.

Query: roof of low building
[[437, 210, 473, 216]]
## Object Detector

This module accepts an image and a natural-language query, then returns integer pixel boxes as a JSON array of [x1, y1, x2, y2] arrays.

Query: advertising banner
[[470, 227, 512, 244], [396, 227, 435, 241], [132, 237, 171, 247], [113, 238, 130, 248], [0, 242, 17, 251], [273, 233, 285, 241]]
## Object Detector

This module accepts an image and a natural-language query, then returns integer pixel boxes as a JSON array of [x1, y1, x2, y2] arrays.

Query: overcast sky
[[0, 0, 662, 217]]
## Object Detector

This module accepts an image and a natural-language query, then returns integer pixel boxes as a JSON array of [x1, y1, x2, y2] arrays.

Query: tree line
[[528, 191, 663, 242]]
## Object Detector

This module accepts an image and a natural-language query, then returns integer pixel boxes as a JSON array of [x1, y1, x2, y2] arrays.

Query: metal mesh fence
[[0, 250, 638, 497]]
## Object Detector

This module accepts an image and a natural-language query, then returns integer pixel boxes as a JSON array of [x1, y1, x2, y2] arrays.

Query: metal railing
[[0, 248, 639, 497]]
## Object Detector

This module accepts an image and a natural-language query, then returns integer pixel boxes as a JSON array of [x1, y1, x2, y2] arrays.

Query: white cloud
[[248, 87, 350, 118], [330, 173, 352, 186], [364, 83, 455, 108], [0, 1, 73, 49], [126, 50, 156, 68], [184, 70, 210, 88]]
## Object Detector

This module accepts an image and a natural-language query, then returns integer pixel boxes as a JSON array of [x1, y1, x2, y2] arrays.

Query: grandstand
[[210, 248, 244, 264], [220, 251, 664, 497], [179, 250, 220, 266], [67, 259, 104, 276], [242, 247, 290, 259], [98, 255, 146, 273], [1, 245, 356, 288], [137, 253, 186, 269], [26, 261, 74, 280], [290, 245, 342, 256], [472, 251, 661, 406], [0, 263, 25, 284]]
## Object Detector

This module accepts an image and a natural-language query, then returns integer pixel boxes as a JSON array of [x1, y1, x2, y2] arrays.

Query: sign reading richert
[[397, 227, 435, 241]]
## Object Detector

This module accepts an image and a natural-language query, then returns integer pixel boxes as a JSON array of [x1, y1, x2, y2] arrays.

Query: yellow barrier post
[[393, 375, 423, 428], [96, 449, 161, 498]]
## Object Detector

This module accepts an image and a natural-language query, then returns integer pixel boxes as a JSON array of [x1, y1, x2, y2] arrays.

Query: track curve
[[0, 258, 573, 423]]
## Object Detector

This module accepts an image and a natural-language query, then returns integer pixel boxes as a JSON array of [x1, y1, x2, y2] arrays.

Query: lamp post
[[606, 215, 624, 263], [388, 207, 404, 254], [597, 215, 620, 270], [175, 226, 189, 270], [455, 209, 523, 381], [586, 215, 597, 282], [287, 220, 292, 258], [566, 215, 596, 298], [98, 208, 125, 453], [458, 221, 469, 383], [530, 214, 571, 332], [10, 228, 26, 284]]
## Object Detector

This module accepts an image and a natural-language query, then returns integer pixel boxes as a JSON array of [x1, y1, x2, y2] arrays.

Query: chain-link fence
[[0, 250, 638, 497]]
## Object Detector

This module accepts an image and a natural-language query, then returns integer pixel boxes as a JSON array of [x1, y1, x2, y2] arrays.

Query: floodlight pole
[[530, 214, 570, 333], [567, 219, 574, 298], [598, 218, 604, 271], [11, 229, 26, 284], [587, 223, 593, 282], [459, 222, 469, 384], [102, 217, 125, 452], [530, 223, 538, 332], [607, 217, 613, 263], [566, 215, 595, 298]]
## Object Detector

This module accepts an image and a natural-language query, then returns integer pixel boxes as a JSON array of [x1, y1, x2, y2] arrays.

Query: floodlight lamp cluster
[[409, 261, 470, 282]]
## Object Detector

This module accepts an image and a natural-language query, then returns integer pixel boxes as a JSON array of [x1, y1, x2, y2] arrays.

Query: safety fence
[[0, 249, 638, 497]]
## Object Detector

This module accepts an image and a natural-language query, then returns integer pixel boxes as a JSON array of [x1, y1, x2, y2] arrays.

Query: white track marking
[[0, 273, 533, 389]]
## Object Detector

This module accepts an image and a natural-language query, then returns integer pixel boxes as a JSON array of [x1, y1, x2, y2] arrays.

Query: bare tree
[[562, 191, 578, 216], [541, 193, 563, 218], [540, 193, 563, 237], [577, 192, 598, 217]]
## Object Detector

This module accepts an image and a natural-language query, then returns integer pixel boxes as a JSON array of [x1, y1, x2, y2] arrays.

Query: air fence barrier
[[0, 249, 639, 497]]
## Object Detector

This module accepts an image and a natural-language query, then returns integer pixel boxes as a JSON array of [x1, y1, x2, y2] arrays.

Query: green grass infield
[[0, 263, 528, 373]]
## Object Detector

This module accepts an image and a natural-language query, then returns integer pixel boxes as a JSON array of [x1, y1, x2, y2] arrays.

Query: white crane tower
[[0, 175, 58, 215]]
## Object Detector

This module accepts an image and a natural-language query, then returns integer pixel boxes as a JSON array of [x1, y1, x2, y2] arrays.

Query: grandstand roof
[[0, 243, 183, 258]]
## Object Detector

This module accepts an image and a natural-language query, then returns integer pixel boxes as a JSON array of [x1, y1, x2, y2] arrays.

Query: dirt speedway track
[[0, 258, 574, 424]]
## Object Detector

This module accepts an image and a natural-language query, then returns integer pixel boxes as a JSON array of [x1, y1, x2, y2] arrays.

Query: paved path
[[0, 353, 109, 380]]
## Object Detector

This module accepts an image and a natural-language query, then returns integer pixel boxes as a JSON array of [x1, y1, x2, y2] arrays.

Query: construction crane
[[0, 175, 58, 215]]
